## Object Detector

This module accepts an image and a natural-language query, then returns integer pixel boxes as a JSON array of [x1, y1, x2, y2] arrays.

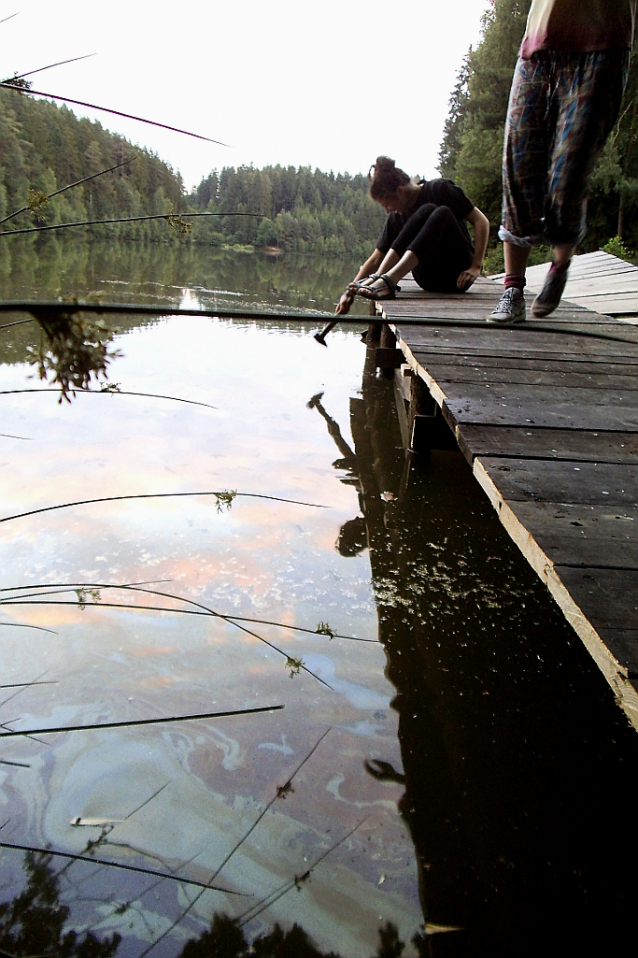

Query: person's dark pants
[[390, 204, 472, 293]]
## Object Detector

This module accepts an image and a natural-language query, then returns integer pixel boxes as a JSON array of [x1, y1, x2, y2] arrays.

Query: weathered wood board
[[377, 275, 638, 730]]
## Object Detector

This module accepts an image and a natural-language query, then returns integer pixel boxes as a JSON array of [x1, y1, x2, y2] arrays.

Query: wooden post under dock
[[374, 251, 638, 731]]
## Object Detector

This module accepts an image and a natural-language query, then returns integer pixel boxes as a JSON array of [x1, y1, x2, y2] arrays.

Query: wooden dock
[[374, 262, 638, 730], [520, 249, 638, 318]]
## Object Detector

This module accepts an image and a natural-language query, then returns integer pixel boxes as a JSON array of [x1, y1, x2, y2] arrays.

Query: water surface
[[1, 238, 637, 958]]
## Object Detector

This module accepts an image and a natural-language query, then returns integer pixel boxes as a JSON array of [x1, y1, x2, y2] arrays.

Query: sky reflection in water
[[0, 308, 422, 956]]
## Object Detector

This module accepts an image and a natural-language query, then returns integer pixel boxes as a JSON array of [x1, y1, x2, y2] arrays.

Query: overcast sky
[[3, 0, 491, 190]]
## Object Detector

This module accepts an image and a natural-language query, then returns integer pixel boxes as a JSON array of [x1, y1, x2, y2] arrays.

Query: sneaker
[[531, 265, 568, 317], [487, 287, 526, 324]]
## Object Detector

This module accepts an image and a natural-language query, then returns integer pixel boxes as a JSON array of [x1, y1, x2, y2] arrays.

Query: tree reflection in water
[[0, 851, 120, 958], [179, 912, 417, 958], [1, 852, 426, 958]]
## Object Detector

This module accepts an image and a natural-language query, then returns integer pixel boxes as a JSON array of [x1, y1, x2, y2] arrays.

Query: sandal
[[348, 273, 380, 292], [355, 274, 401, 301]]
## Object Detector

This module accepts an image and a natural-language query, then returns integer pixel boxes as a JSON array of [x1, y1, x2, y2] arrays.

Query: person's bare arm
[[355, 248, 384, 281], [336, 248, 385, 314], [457, 207, 490, 291]]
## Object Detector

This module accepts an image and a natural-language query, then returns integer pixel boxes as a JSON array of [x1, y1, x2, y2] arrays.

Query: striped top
[[520, 0, 636, 57]]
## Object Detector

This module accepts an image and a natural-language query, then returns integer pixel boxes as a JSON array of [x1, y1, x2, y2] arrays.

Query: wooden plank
[[457, 425, 638, 462], [430, 365, 638, 391], [408, 338, 638, 362], [555, 567, 638, 633], [478, 457, 638, 507], [404, 352, 638, 376], [506, 500, 638, 568], [411, 346, 638, 368], [519, 252, 638, 316], [596, 629, 638, 672], [444, 397, 638, 431], [442, 381, 638, 408], [471, 459, 638, 727], [399, 321, 638, 347]]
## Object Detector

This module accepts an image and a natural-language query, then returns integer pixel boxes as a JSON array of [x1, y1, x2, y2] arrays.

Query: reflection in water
[[0, 234, 360, 314], [320, 351, 638, 956], [0, 852, 120, 957], [1, 851, 417, 958], [0, 297, 420, 956], [1, 244, 638, 958]]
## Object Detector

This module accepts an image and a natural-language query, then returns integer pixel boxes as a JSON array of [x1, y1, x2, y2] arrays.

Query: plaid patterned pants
[[500, 49, 629, 247]]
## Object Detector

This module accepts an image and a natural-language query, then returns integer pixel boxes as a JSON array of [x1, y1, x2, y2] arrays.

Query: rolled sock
[[504, 274, 526, 291]]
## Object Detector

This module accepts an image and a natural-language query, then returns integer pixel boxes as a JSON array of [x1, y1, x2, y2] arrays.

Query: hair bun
[[369, 156, 410, 201]]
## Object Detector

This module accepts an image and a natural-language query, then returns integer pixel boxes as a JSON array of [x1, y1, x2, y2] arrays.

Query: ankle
[[504, 274, 526, 291], [549, 259, 571, 275]]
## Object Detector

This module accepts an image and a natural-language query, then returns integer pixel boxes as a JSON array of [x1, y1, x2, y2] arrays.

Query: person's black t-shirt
[[377, 178, 474, 254]]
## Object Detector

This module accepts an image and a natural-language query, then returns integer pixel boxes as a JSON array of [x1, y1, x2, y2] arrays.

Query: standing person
[[489, 0, 636, 325], [314, 157, 489, 345]]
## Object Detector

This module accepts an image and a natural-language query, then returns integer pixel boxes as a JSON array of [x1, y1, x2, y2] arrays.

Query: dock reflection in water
[[0, 286, 637, 957], [314, 346, 638, 956]]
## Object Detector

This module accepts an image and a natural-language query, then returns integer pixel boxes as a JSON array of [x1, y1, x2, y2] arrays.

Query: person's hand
[[457, 265, 481, 291], [335, 289, 354, 314]]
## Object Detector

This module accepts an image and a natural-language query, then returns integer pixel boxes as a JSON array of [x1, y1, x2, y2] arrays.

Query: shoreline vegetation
[[0, 88, 385, 260]]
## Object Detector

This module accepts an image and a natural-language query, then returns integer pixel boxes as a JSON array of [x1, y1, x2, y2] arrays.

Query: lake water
[[0, 237, 637, 958]]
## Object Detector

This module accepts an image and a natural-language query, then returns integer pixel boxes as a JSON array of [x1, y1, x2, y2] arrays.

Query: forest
[[0, 86, 384, 257], [2, 0, 638, 262], [0, 87, 188, 242]]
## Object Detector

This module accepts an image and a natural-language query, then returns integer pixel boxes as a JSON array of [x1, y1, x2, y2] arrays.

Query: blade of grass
[[0, 671, 51, 708], [10, 54, 96, 82], [0, 598, 335, 691], [0, 704, 284, 738], [0, 620, 58, 634], [135, 730, 332, 957], [0, 387, 217, 409], [0, 82, 228, 144], [0, 581, 345, 682], [0, 839, 240, 893], [0, 300, 372, 325], [0, 581, 365, 641], [0, 155, 138, 227], [237, 819, 366, 927], [0, 211, 264, 237], [0, 489, 327, 525], [209, 729, 331, 883]]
